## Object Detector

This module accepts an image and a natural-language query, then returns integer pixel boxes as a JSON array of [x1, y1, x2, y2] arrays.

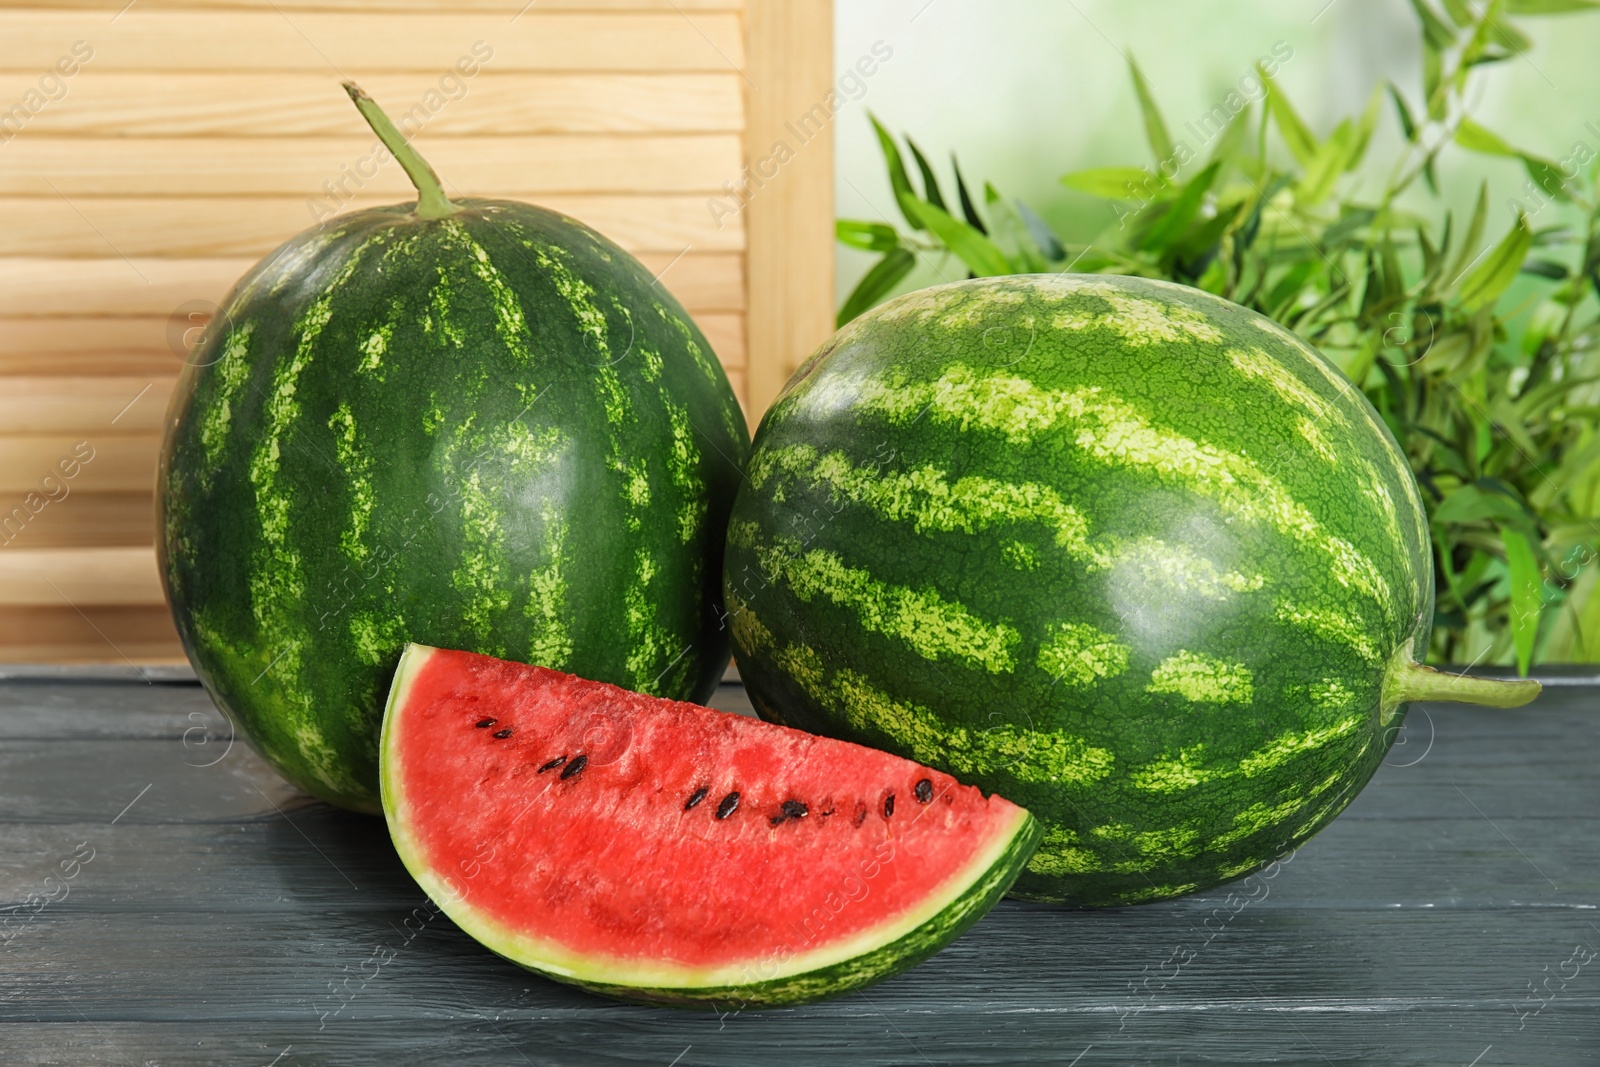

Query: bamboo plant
[[837, 0, 1600, 671]]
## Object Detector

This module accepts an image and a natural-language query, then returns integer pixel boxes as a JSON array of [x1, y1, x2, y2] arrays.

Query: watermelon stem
[[342, 82, 460, 220], [1382, 649, 1542, 714]]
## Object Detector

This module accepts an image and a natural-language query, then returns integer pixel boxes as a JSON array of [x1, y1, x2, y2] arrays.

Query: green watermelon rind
[[380, 643, 1042, 1009], [160, 199, 749, 813], [725, 273, 1438, 908]]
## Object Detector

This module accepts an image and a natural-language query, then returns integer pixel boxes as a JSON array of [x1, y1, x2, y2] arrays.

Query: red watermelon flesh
[[380, 643, 1041, 1007]]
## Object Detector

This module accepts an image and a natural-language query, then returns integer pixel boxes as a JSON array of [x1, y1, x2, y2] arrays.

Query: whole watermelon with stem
[[159, 84, 748, 812], [724, 275, 1538, 906]]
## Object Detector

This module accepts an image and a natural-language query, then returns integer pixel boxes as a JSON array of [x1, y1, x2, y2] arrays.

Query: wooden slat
[[0, 195, 743, 256], [0, 135, 739, 196], [0, 492, 152, 549], [0, 318, 173, 357], [0, 605, 180, 662], [0, 253, 745, 316], [694, 312, 744, 370], [743, 0, 835, 421], [0, 316, 740, 376], [0, 73, 743, 136], [0, 435, 158, 494], [0, 319, 182, 377], [0, 378, 174, 434], [0, 546, 162, 606], [38, 0, 741, 10], [0, 12, 745, 73]]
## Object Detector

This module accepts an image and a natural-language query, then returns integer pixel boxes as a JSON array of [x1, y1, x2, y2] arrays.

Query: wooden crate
[[0, 0, 835, 662]]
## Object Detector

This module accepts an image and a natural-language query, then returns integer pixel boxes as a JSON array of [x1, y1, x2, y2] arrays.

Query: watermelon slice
[[380, 643, 1041, 1008]]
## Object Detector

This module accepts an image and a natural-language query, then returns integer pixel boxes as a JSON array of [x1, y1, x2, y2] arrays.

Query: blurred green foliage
[[837, 0, 1600, 671]]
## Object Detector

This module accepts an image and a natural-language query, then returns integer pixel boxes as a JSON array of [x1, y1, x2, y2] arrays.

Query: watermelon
[[158, 84, 749, 812], [724, 275, 1540, 907], [380, 643, 1040, 1007]]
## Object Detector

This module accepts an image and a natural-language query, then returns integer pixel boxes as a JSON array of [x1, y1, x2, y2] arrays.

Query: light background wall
[[834, 0, 1600, 309]]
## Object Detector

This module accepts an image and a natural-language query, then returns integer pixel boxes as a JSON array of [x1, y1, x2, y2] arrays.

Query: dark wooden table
[[1, 666, 1596, 1066]]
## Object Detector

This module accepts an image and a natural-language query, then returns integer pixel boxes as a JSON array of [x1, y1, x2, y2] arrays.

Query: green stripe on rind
[[380, 644, 1041, 1009]]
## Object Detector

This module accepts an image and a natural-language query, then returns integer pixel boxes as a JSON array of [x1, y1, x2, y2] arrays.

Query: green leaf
[[1521, 155, 1571, 200], [1257, 62, 1318, 166], [1060, 166, 1156, 199], [1409, 0, 1459, 48], [1449, 182, 1490, 285], [1207, 103, 1252, 166], [1521, 257, 1570, 279], [1264, 259, 1322, 318], [1454, 119, 1569, 199], [951, 155, 988, 235], [835, 219, 901, 252], [1433, 483, 1531, 525], [837, 247, 915, 328], [1488, 16, 1534, 53], [1540, 562, 1600, 663], [906, 138, 947, 211], [1015, 199, 1066, 261], [1456, 213, 1533, 311], [1440, 0, 1476, 24], [1388, 83, 1419, 143], [1501, 527, 1543, 676], [1139, 161, 1221, 253], [1323, 206, 1377, 247], [867, 113, 923, 231], [1422, 153, 1440, 192], [1423, 41, 1447, 120], [1298, 120, 1355, 205], [1345, 87, 1384, 171], [1128, 56, 1176, 167], [912, 199, 1015, 277], [1507, 0, 1600, 11], [1454, 116, 1518, 156]]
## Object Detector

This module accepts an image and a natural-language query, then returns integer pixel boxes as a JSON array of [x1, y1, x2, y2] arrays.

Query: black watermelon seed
[[492, 728, 513, 739], [715, 791, 740, 820], [537, 756, 567, 773], [474, 718, 497, 729], [684, 787, 710, 811], [770, 799, 809, 826], [853, 805, 869, 828], [559, 755, 588, 780], [914, 778, 934, 803], [883, 794, 895, 818]]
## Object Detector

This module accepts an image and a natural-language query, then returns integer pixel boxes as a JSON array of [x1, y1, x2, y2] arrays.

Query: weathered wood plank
[[0, 376, 172, 433], [0, 682, 1591, 1065], [0, 434, 157, 495], [0, 12, 745, 73], [0, 73, 743, 136], [0, 546, 161, 607], [0, 253, 745, 318], [0, 195, 742, 257], [0, 491, 152, 549], [33, 0, 742, 12], [0, 135, 741, 196], [0, 605, 181, 663]]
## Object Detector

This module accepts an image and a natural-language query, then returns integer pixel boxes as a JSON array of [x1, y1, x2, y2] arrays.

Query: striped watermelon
[[158, 85, 748, 812], [724, 275, 1539, 906]]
